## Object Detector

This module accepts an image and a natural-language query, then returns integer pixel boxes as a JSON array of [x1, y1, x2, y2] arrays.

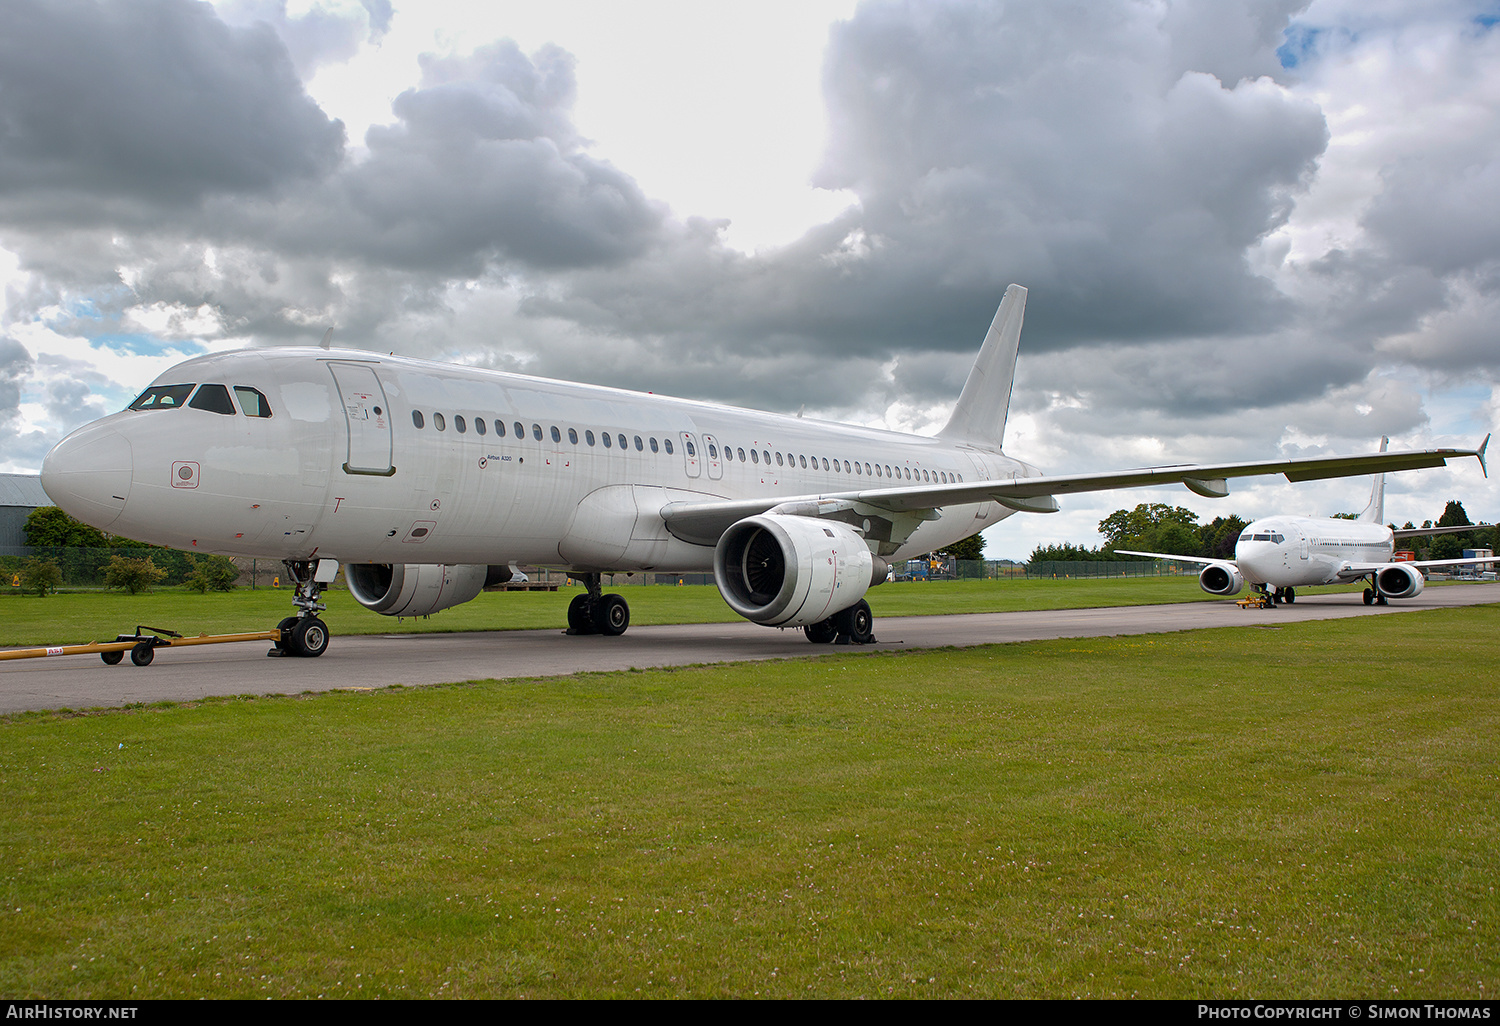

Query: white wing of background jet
[[661, 441, 1489, 547], [1326, 557, 1490, 580]]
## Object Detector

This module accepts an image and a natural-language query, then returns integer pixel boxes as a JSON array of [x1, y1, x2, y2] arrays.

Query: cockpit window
[[129, 384, 195, 411], [188, 383, 236, 415], [234, 386, 272, 417]]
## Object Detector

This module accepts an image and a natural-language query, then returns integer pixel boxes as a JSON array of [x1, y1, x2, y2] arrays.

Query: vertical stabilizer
[[1357, 436, 1389, 523], [938, 284, 1027, 450]]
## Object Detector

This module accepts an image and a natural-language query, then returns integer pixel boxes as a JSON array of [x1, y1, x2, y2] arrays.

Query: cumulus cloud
[[0, 0, 345, 223], [217, 0, 393, 77], [312, 42, 668, 272], [0, 336, 31, 423]]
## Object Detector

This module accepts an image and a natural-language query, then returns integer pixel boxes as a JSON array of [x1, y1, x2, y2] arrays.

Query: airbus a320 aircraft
[[40, 285, 1488, 657], [1119, 437, 1491, 606]]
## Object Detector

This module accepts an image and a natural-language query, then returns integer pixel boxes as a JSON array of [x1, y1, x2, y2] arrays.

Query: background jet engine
[[1198, 561, 1245, 596], [1374, 562, 1425, 599], [345, 563, 512, 617], [713, 514, 886, 627]]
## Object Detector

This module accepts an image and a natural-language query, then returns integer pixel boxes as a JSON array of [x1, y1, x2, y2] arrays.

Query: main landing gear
[[1362, 586, 1388, 606], [271, 558, 334, 657], [803, 599, 876, 645], [566, 574, 631, 637], [1248, 585, 1297, 609]]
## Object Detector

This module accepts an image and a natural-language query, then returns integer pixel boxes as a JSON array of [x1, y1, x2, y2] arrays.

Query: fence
[[1023, 559, 1189, 579], [1, 547, 271, 590], [4, 547, 1180, 593]]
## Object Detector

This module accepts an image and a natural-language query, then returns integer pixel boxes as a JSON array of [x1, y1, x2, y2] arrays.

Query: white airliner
[[1119, 438, 1491, 606], [40, 285, 1487, 656]]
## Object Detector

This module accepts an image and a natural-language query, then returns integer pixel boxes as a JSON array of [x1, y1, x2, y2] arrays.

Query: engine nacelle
[[345, 563, 511, 617], [1198, 561, 1244, 596], [1375, 562, 1424, 599], [713, 514, 884, 627]]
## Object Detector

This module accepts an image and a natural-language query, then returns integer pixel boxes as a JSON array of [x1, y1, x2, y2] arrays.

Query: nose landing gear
[[271, 558, 337, 657]]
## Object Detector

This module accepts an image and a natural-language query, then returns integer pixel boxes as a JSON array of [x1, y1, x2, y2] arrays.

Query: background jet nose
[[40, 425, 133, 530]]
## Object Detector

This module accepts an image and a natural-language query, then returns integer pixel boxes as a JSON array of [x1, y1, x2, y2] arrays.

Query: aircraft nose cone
[[41, 424, 133, 530]]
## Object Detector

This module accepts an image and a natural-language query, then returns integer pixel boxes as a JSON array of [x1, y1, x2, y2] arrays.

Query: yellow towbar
[[0, 625, 285, 666]]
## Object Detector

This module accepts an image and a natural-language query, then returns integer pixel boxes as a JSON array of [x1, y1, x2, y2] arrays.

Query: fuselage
[[1233, 515, 1394, 587], [41, 346, 1034, 571]]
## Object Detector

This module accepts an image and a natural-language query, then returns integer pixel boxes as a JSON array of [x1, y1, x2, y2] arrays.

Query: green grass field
[[1, 575, 1377, 649], [2, 604, 1496, 998]]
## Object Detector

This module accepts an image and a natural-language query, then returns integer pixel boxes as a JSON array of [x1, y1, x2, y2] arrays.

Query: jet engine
[[1198, 561, 1245, 596], [713, 514, 887, 627], [345, 563, 513, 617], [1374, 562, 1424, 599]]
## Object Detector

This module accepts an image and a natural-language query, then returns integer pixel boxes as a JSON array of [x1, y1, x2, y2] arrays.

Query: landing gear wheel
[[567, 594, 597, 635], [834, 600, 875, 644], [273, 615, 298, 653], [593, 594, 630, 636], [1363, 588, 1374, 605], [130, 642, 154, 667], [289, 617, 330, 658], [101, 649, 124, 666], [804, 618, 838, 644], [1285, 588, 1296, 604]]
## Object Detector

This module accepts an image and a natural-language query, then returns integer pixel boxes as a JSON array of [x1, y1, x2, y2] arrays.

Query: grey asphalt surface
[[3, 583, 1496, 715]]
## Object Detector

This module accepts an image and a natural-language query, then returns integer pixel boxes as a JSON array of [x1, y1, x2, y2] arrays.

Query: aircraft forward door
[[328, 362, 395, 476]]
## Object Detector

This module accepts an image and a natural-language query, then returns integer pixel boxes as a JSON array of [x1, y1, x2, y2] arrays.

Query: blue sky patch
[[1424, 383, 1494, 440], [1277, 24, 1326, 69], [88, 333, 206, 357]]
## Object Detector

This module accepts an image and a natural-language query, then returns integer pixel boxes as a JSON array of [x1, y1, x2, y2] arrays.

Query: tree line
[[7, 507, 240, 596]]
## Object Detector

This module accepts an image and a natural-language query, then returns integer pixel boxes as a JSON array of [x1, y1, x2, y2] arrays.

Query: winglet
[[1358, 436, 1388, 524], [1479, 433, 1490, 478], [938, 284, 1026, 450], [320, 328, 333, 350]]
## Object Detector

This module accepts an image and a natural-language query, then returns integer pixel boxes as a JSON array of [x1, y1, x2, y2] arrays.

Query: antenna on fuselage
[[320, 328, 333, 350]]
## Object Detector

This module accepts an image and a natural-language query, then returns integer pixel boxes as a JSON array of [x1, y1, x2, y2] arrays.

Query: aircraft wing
[[1392, 523, 1492, 540], [1113, 550, 1223, 565], [1331, 556, 1496, 582], [659, 443, 1487, 547]]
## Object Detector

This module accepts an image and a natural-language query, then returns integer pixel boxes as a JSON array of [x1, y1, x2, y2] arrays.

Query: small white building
[[0, 474, 50, 553]]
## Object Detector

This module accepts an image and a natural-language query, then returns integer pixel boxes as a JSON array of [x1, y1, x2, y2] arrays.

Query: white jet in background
[[41, 286, 1489, 655], [1119, 437, 1491, 606]]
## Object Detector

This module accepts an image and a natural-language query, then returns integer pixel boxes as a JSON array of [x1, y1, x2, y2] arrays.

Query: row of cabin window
[[409, 409, 960, 484], [716, 446, 960, 483], [128, 383, 273, 417], [411, 411, 674, 454]]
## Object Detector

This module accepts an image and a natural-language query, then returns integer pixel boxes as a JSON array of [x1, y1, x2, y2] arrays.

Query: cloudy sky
[[2, 0, 1496, 559]]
